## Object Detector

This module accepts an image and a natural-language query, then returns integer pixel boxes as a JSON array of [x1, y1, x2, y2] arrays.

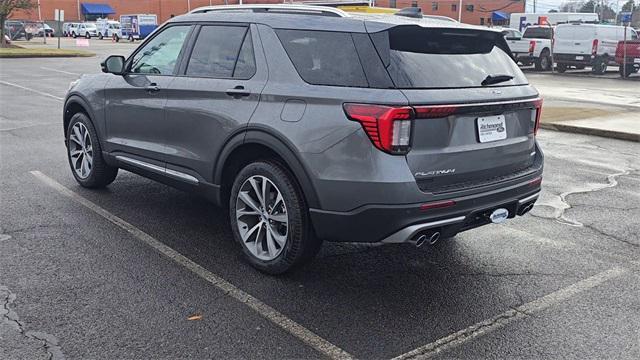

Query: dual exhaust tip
[[413, 230, 441, 248]]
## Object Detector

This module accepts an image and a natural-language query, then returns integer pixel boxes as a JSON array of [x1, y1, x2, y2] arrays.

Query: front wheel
[[66, 113, 118, 188], [229, 161, 322, 274]]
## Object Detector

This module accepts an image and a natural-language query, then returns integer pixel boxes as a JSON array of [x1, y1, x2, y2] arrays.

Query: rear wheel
[[229, 160, 322, 274], [535, 50, 551, 71], [85, 33, 91, 39], [591, 56, 607, 75], [556, 63, 567, 73], [66, 113, 118, 188]]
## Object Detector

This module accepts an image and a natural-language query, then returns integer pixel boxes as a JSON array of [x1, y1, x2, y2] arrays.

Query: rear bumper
[[309, 171, 543, 243], [554, 53, 594, 65]]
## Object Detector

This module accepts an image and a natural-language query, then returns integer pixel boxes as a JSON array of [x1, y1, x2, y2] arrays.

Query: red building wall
[[12, 0, 281, 23], [375, 0, 525, 25], [12, 0, 524, 25]]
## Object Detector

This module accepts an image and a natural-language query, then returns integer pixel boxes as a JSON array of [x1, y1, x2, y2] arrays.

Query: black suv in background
[[64, 5, 543, 274]]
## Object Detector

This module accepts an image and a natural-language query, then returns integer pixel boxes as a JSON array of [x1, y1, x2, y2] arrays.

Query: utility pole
[[534, 0, 537, 12], [458, 0, 462, 22]]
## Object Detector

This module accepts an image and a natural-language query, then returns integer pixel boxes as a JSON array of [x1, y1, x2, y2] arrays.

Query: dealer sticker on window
[[477, 115, 507, 143]]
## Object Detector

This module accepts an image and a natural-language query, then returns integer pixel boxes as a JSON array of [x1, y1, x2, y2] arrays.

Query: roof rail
[[190, 4, 350, 18]]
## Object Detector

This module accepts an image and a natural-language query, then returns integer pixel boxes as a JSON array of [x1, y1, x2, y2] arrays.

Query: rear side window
[[523, 27, 552, 39], [371, 26, 528, 89], [276, 30, 368, 87], [186, 25, 256, 79]]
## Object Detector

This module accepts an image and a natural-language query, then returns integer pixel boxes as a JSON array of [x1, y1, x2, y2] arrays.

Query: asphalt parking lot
[[1, 39, 639, 359]]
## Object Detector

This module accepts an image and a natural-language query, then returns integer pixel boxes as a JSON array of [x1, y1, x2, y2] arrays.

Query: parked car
[[4, 20, 34, 40], [64, 5, 543, 274], [500, 27, 522, 40], [63, 22, 80, 37], [554, 23, 638, 74], [615, 40, 640, 77], [77, 22, 98, 38], [507, 25, 553, 71], [96, 19, 121, 40], [37, 23, 55, 37]]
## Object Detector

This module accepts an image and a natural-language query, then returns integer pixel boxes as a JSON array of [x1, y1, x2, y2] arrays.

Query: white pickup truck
[[506, 26, 553, 71]]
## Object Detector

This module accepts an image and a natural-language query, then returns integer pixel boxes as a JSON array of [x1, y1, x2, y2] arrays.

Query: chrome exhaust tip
[[428, 231, 440, 245], [517, 203, 535, 216], [415, 234, 428, 248]]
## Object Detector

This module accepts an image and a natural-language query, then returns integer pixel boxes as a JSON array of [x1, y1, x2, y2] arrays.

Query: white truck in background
[[96, 19, 121, 40], [506, 26, 554, 71], [509, 12, 599, 32]]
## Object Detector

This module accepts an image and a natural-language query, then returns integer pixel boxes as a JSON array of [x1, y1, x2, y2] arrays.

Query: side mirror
[[101, 55, 125, 75]]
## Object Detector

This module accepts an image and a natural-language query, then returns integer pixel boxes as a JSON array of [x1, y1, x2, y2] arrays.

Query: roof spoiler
[[395, 7, 422, 19]]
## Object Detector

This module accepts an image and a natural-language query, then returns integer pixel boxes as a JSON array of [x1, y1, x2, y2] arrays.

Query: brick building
[[13, 0, 525, 25]]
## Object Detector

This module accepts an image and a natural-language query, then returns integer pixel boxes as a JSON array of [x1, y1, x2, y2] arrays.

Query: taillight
[[533, 98, 543, 135], [413, 105, 458, 119], [592, 39, 598, 56], [343, 104, 413, 155], [529, 40, 536, 54]]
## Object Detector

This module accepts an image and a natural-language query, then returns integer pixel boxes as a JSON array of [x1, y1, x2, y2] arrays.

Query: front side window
[[186, 25, 255, 78], [130, 25, 190, 75]]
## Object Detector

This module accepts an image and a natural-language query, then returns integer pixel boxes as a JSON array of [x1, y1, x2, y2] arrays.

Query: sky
[[524, 0, 637, 13]]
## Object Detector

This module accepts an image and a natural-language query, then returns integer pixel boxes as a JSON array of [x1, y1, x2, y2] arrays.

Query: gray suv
[[63, 6, 543, 274]]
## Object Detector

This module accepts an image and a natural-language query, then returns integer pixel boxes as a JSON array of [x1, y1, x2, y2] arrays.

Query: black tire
[[619, 65, 634, 78], [85, 33, 91, 39], [556, 63, 567, 73], [591, 56, 607, 75], [72, 32, 77, 38], [229, 160, 322, 274], [535, 49, 551, 71], [98, 32, 103, 40], [66, 112, 118, 188]]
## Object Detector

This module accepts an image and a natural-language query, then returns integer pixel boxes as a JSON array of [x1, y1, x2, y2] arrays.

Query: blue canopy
[[492, 11, 509, 22], [81, 3, 115, 15]]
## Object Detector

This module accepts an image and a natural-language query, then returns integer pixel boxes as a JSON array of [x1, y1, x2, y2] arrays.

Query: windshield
[[523, 27, 552, 39], [370, 26, 528, 89]]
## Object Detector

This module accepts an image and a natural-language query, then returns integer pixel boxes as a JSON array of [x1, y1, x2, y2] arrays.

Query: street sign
[[54, 9, 64, 22], [621, 12, 632, 24]]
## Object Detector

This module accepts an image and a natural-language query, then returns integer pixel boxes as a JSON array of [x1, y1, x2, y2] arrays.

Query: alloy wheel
[[235, 175, 288, 261], [68, 122, 93, 179]]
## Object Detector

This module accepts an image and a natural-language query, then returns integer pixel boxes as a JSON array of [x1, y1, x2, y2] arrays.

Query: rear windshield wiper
[[481, 74, 514, 86]]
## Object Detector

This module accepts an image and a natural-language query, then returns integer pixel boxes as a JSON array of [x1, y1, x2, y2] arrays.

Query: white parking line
[[40, 66, 81, 76], [0, 80, 64, 101], [30, 170, 353, 360], [392, 267, 626, 360]]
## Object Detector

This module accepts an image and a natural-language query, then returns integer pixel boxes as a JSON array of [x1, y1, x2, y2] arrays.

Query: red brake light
[[529, 40, 536, 54], [533, 98, 543, 135], [343, 104, 414, 154], [592, 39, 598, 55], [420, 200, 456, 211], [413, 105, 458, 119]]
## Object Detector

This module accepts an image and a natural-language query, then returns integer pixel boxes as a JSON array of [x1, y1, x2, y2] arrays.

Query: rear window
[[371, 26, 527, 89], [276, 30, 368, 87], [523, 27, 552, 39]]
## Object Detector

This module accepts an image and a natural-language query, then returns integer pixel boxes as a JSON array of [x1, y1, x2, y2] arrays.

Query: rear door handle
[[226, 85, 250, 98], [146, 83, 160, 93]]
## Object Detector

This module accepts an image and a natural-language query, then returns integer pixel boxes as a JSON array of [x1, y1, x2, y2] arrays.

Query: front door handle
[[146, 83, 160, 93], [226, 85, 250, 98]]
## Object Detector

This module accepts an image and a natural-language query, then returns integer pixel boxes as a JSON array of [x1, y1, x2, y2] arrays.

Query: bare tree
[[1, 0, 36, 47]]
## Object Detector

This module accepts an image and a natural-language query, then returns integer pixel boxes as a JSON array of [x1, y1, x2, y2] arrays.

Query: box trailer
[[120, 14, 158, 41]]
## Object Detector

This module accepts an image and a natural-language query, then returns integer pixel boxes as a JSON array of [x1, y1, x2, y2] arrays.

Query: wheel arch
[[215, 128, 320, 210], [63, 95, 96, 139]]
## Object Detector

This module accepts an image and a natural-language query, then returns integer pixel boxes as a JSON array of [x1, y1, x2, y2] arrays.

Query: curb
[[540, 123, 640, 142]]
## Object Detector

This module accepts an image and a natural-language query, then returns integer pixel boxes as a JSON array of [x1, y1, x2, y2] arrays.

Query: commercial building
[[13, 0, 525, 26]]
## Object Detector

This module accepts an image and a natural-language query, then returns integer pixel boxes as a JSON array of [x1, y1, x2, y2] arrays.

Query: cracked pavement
[[1, 43, 639, 359]]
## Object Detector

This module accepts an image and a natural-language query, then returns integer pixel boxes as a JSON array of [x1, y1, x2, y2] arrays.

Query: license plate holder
[[477, 115, 507, 143]]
